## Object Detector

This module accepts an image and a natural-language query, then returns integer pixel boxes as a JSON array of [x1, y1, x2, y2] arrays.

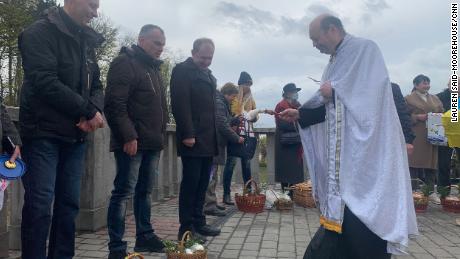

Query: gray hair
[[139, 24, 164, 39], [320, 15, 345, 35], [192, 38, 214, 52]]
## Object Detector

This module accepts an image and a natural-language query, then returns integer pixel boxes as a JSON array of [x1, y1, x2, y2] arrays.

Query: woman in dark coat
[[274, 83, 304, 195]]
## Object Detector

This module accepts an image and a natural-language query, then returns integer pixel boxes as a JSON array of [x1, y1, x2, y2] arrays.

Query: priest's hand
[[278, 108, 299, 122], [320, 81, 333, 99]]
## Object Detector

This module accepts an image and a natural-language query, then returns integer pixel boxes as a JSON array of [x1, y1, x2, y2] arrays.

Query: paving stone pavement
[[6, 185, 460, 259]]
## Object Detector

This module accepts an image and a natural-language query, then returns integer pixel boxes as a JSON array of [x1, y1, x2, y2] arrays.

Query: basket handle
[[411, 178, 426, 186], [125, 253, 144, 259], [243, 179, 259, 194], [178, 230, 193, 252], [269, 189, 280, 201], [411, 178, 428, 191]]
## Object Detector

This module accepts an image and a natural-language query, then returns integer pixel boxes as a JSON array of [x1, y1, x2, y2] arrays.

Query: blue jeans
[[107, 150, 160, 252], [222, 156, 252, 196], [21, 138, 86, 259]]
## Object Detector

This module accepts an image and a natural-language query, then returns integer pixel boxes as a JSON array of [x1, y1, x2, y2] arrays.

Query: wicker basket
[[125, 253, 144, 259], [275, 198, 293, 211], [235, 179, 266, 213], [292, 181, 316, 208], [269, 190, 293, 211], [442, 185, 460, 213], [412, 192, 428, 213], [166, 231, 208, 259], [411, 179, 430, 213]]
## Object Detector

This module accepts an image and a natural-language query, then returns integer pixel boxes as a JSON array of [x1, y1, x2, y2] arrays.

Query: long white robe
[[300, 34, 418, 254]]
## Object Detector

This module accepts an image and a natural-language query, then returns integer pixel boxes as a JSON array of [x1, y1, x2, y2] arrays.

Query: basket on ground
[[235, 179, 266, 213], [270, 190, 293, 211], [166, 231, 207, 259], [441, 185, 460, 213], [412, 192, 429, 213], [411, 179, 431, 213], [292, 181, 316, 208]]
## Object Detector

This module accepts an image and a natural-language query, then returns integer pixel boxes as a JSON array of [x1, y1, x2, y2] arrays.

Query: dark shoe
[[223, 195, 234, 205], [204, 208, 227, 217], [216, 204, 226, 210], [108, 250, 128, 259], [194, 224, 221, 236], [134, 234, 165, 253]]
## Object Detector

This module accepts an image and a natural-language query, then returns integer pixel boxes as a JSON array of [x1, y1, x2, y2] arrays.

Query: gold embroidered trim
[[320, 216, 342, 234]]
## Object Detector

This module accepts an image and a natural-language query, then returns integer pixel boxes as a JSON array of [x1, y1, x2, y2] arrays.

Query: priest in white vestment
[[280, 14, 418, 259]]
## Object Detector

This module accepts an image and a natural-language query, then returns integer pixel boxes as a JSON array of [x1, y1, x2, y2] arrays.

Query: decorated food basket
[[269, 190, 293, 211], [235, 179, 266, 213], [292, 181, 316, 208], [412, 179, 431, 213], [440, 185, 460, 213], [164, 231, 207, 259], [125, 253, 144, 259]]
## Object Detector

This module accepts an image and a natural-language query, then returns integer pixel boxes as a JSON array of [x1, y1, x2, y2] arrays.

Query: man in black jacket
[[391, 83, 416, 155], [104, 24, 167, 259], [170, 38, 221, 240], [437, 80, 456, 191], [18, 1, 104, 258]]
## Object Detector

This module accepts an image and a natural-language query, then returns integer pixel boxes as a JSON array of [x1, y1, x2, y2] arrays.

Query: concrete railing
[[0, 107, 277, 255]]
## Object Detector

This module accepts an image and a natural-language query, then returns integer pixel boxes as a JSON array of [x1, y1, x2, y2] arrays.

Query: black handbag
[[280, 131, 300, 145], [227, 120, 258, 159]]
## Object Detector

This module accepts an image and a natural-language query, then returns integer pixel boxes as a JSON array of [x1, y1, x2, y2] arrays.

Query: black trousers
[[178, 156, 213, 234], [304, 206, 391, 259], [410, 167, 436, 191], [438, 146, 455, 189]]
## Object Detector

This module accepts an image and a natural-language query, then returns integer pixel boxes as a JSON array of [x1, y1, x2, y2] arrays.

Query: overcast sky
[[59, 0, 450, 127]]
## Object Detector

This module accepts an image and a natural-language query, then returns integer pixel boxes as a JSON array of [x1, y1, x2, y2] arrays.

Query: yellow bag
[[442, 110, 460, 147]]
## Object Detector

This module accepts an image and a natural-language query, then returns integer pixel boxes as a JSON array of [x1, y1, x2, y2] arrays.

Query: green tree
[[89, 14, 119, 86], [0, 0, 57, 105], [0, 0, 33, 104], [160, 49, 186, 124]]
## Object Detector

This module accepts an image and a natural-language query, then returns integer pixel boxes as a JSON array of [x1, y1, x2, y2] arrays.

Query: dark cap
[[283, 83, 301, 93], [238, 71, 253, 86]]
